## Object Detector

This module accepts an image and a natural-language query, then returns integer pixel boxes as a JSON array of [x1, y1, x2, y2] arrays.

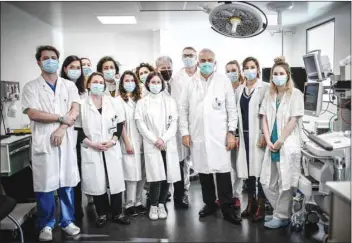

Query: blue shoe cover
[[264, 218, 289, 229]]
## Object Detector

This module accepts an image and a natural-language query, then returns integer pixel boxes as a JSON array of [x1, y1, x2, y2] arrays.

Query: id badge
[[212, 98, 223, 109]]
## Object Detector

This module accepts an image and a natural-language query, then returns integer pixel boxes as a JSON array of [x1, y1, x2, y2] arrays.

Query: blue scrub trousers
[[35, 187, 75, 230]]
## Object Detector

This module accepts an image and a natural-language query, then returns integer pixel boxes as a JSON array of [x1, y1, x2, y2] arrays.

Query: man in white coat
[[171, 46, 198, 209], [22, 46, 81, 241], [155, 56, 173, 95], [179, 48, 241, 225]]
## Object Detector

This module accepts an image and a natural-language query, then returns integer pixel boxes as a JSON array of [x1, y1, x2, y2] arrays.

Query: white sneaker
[[39, 226, 52, 242], [61, 223, 80, 236], [158, 203, 168, 219], [149, 206, 159, 220]]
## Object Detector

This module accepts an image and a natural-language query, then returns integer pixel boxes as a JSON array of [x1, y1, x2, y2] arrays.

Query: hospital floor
[[4, 181, 324, 242]]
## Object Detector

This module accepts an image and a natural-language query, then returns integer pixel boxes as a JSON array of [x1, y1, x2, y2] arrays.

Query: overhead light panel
[[97, 16, 137, 25]]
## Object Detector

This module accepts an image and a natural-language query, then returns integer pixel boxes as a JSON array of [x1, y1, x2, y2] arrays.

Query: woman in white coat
[[118, 71, 148, 217], [236, 57, 269, 221], [260, 57, 304, 229], [60, 55, 87, 219], [135, 72, 181, 221], [75, 72, 130, 228], [225, 60, 244, 209], [97, 56, 121, 97], [135, 63, 155, 97]]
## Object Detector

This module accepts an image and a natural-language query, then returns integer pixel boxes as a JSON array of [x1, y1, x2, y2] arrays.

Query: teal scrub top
[[270, 99, 281, 162]]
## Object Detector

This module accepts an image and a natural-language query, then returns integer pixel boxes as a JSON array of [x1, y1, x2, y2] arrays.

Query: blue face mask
[[272, 75, 288, 86], [124, 82, 136, 93], [67, 69, 81, 81], [243, 69, 257, 81], [183, 57, 196, 68], [103, 69, 116, 81], [90, 83, 105, 96], [42, 59, 59, 73], [140, 74, 148, 83], [82, 67, 92, 77], [149, 83, 162, 94], [199, 62, 214, 75], [226, 72, 239, 83]]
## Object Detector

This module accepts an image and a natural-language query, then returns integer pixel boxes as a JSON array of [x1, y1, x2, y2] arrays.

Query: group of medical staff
[[21, 45, 304, 242]]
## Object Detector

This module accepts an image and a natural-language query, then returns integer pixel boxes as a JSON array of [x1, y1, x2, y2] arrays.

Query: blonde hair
[[269, 56, 295, 96]]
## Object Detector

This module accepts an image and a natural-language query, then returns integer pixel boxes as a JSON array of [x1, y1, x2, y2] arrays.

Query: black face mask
[[160, 70, 173, 81]]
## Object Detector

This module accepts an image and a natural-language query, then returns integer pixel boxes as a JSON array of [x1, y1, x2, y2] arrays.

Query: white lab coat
[[105, 80, 119, 97], [260, 88, 304, 190], [22, 76, 80, 192], [76, 95, 126, 195], [119, 96, 143, 181], [140, 83, 149, 97], [170, 69, 194, 162], [135, 93, 181, 183], [235, 80, 269, 179], [179, 71, 238, 174]]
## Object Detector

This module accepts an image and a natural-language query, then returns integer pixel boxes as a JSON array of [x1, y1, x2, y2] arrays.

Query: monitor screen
[[304, 83, 319, 112], [303, 55, 320, 80], [261, 67, 307, 93], [262, 68, 271, 82]]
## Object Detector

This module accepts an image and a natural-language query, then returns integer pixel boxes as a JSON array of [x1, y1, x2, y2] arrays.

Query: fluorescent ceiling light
[[97, 16, 137, 25], [266, 15, 278, 26]]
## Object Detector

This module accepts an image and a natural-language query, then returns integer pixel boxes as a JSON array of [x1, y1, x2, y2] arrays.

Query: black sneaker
[[112, 214, 131, 225], [96, 215, 107, 228], [125, 207, 138, 217], [135, 205, 148, 215]]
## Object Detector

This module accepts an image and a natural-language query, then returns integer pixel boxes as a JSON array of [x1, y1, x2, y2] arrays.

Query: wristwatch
[[111, 140, 117, 146], [58, 116, 64, 123]]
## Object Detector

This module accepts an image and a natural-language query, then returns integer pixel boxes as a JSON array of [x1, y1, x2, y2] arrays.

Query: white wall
[[0, 2, 64, 133], [159, 22, 294, 73], [63, 30, 154, 73], [289, 2, 351, 72]]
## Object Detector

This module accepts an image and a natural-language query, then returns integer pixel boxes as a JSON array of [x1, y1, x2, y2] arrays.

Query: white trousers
[[183, 156, 192, 191], [125, 158, 146, 208], [230, 168, 243, 199], [262, 162, 292, 219]]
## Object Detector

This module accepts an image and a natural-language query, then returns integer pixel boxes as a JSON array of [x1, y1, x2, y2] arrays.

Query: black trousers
[[74, 143, 83, 217], [199, 172, 233, 215], [93, 152, 123, 216], [149, 151, 170, 206], [243, 132, 265, 198], [93, 192, 123, 217], [173, 160, 185, 201]]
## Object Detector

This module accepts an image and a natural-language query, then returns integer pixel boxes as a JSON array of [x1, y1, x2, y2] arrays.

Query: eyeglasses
[[183, 54, 195, 58]]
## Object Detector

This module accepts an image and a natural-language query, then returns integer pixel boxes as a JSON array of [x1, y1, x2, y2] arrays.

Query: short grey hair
[[155, 56, 173, 68], [199, 48, 216, 59]]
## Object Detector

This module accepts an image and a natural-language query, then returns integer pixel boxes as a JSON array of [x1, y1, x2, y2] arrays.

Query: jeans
[[35, 187, 74, 230], [149, 151, 170, 206]]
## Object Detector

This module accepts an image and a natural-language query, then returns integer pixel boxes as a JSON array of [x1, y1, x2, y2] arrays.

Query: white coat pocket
[[81, 146, 95, 165], [212, 97, 225, 110], [32, 133, 49, 155]]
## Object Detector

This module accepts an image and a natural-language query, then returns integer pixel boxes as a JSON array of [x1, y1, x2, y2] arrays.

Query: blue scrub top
[[46, 81, 57, 93]]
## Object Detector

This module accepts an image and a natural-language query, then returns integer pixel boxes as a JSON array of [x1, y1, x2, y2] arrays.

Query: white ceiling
[[9, 1, 344, 33]]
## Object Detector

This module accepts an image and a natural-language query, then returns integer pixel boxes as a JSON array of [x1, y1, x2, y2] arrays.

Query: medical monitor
[[304, 82, 324, 117], [303, 50, 331, 81]]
